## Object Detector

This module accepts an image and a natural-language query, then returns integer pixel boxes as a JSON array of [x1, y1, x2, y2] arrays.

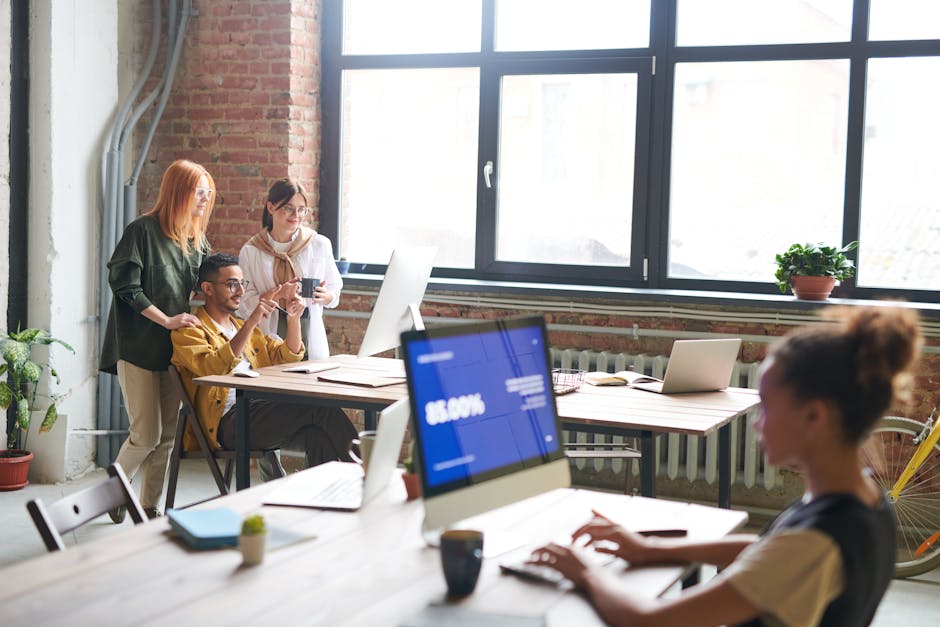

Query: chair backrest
[[167, 364, 219, 456], [26, 463, 147, 552]]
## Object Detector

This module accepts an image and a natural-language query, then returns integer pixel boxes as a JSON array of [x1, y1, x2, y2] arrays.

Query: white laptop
[[263, 397, 410, 510], [631, 339, 742, 394]]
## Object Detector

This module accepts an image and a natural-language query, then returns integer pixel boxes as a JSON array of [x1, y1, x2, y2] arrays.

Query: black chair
[[165, 365, 284, 509], [27, 462, 147, 552]]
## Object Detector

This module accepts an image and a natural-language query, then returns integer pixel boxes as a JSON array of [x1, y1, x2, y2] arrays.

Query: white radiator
[[551, 348, 777, 490]]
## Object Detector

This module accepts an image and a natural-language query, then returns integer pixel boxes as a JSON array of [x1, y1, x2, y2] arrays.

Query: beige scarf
[[245, 226, 315, 306]]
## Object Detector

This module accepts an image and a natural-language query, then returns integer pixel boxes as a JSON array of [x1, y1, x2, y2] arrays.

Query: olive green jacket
[[99, 215, 206, 374]]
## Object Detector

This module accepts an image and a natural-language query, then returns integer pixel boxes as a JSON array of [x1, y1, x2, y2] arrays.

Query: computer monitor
[[357, 246, 437, 358], [400, 315, 571, 542]]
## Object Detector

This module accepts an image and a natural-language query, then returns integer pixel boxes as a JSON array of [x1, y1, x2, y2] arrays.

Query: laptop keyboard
[[311, 477, 362, 506]]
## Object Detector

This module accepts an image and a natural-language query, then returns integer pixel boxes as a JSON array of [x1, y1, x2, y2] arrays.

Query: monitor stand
[[393, 303, 425, 360], [421, 515, 527, 558]]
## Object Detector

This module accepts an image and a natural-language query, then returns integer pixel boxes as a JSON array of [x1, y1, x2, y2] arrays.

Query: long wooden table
[[0, 463, 748, 626], [197, 356, 760, 507]]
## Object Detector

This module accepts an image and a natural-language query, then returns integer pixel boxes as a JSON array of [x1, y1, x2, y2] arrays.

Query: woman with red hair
[[100, 159, 215, 521]]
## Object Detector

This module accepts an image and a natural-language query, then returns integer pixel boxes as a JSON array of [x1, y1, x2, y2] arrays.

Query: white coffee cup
[[350, 430, 377, 473]]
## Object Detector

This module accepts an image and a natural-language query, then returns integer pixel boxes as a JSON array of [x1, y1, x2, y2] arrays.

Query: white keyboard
[[310, 477, 362, 508]]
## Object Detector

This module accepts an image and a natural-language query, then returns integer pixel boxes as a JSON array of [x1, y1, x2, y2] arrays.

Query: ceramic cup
[[350, 430, 377, 473], [440, 529, 484, 597], [239, 532, 266, 566], [300, 277, 320, 299]]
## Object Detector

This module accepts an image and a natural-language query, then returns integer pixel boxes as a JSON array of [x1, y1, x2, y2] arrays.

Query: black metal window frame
[[319, 0, 940, 303]]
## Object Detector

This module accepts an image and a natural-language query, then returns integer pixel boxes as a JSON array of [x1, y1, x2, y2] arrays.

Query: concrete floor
[[2, 461, 938, 625]]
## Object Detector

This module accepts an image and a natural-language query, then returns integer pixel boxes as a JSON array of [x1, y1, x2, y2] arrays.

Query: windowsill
[[339, 274, 940, 319]]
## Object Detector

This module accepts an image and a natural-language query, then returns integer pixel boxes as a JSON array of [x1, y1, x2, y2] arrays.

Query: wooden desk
[[0, 464, 748, 626], [557, 385, 761, 508], [197, 356, 760, 507], [196, 355, 408, 490]]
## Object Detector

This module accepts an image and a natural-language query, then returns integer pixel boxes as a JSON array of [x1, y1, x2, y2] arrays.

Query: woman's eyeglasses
[[194, 187, 215, 200], [275, 204, 310, 217]]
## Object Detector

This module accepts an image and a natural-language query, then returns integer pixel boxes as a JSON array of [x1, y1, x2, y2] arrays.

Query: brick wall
[[134, 0, 321, 253]]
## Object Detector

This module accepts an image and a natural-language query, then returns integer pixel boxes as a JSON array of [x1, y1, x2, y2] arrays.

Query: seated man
[[171, 253, 356, 480]]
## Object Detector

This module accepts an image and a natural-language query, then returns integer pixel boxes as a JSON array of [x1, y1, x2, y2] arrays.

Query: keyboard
[[499, 548, 618, 586], [309, 477, 363, 509]]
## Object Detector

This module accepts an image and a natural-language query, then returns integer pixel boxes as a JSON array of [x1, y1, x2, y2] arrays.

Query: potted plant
[[336, 256, 350, 276], [0, 327, 74, 490], [401, 440, 421, 501], [774, 241, 859, 300], [239, 513, 267, 565]]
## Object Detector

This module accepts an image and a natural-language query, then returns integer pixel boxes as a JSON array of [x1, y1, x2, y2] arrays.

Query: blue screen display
[[404, 322, 561, 489]]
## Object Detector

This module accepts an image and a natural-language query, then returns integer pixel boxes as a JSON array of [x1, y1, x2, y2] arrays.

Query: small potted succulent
[[239, 513, 267, 566], [335, 256, 350, 276], [774, 241, 859, 300]]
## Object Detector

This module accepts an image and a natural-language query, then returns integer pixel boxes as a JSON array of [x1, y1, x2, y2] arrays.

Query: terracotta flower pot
[[790, 275, 837, 301], [0, 449, 33, 491], [402, 472, 422, 501]]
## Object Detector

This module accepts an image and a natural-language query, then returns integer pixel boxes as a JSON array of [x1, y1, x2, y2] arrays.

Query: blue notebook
[[167, 508, 242, 550]]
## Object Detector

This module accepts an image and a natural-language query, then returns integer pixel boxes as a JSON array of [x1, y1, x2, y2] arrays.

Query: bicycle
[[862, 409, 940, 578]]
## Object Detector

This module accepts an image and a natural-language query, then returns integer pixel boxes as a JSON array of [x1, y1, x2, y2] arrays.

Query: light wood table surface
[[0, 463, 748, 627]]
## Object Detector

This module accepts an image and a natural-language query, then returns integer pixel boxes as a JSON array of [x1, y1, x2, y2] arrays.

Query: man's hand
[[283, 291, 307, 319]]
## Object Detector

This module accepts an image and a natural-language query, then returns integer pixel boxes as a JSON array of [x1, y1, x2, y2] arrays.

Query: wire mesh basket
[[552, 368, 585, 396]]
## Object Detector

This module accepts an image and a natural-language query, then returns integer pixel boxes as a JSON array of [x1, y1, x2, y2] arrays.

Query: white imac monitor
[[357, 246, 437, 358], [400, 315, 571, 539]]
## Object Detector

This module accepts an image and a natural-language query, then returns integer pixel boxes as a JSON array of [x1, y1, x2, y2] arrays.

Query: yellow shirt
[[170, 306, 304, 450]]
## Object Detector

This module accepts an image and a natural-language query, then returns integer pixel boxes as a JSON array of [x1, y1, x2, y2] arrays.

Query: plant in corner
[[336, 256, 350, 276], [774, 241, 859, 301], [401, 440, 421, 501], [0, 327, 74, 490]]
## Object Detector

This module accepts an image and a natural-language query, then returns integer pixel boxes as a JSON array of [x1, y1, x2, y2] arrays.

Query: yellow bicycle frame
[[890, 409, 939, 500]]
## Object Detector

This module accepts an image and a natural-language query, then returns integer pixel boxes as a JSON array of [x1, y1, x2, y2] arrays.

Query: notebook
[[630, 338, 742, 394], [166, 507, 242, 549], [263, 397, 410, 510], [282, 361, 341, 374]]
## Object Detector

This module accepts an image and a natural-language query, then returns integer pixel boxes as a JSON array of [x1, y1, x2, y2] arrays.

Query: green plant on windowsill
[[0, 327, 74, 453], [773, 241, 859, 294]]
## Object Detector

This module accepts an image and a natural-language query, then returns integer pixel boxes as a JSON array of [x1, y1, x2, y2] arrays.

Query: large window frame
[[320, 0, 940, 302]]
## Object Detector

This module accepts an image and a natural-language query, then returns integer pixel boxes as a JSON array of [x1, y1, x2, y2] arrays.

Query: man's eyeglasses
[[214, 279, 249, 292], [194, 187, 215, 200], [275, 204, 309, 217]]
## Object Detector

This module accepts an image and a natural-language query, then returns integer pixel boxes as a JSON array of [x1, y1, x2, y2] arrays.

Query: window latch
[[483, 161, 494, 189]]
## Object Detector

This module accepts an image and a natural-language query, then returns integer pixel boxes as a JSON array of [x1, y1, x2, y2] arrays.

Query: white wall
[[27, 1, 119, 481]]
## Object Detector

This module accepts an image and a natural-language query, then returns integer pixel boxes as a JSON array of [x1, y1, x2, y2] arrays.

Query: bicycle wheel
[[863, 416, 940, 578]]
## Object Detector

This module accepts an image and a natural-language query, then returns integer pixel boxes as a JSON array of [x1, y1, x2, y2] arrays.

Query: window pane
[[669, 60, 849, 281], [343, 0, 482, 54], [495, 0, 650, 51], [496, 74, 637, 266], [677, 0, 852, 46], [869, 0, 940, 41], [340, 69, 479, 267], [857, 57, 940, 290]]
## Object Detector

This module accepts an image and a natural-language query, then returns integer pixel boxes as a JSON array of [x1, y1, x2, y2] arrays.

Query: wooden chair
[[26, 462, 147, 552], [165, 365, 284, 509]]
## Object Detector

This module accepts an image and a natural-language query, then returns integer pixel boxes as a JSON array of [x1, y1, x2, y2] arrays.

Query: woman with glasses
[[238, 178, 343, 360], [99, 159, 215, 521]]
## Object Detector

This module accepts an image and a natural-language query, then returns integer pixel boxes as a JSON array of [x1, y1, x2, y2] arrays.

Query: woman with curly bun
[[529, 305, 921, 627]]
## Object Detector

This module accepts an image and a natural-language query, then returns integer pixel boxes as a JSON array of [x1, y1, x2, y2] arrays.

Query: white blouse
[[237, 230, 342, 360]]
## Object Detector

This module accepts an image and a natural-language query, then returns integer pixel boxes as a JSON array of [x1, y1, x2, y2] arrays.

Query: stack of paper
[[167, 508, 242, 550]]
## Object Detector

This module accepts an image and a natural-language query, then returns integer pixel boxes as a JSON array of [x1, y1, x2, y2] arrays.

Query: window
[[321, 0, 940, 300]]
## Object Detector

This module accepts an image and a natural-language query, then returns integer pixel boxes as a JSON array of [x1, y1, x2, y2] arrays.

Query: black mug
[[440, 529, 484, 598], [300, 277, 320, 299]]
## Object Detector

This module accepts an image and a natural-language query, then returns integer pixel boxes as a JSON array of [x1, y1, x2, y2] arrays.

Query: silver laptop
[[631, 339, 742, 394], [263, 397, 410, 510]]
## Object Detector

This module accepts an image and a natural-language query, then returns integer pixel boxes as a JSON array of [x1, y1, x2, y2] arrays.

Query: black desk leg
[[718, 423, 731, 509], [235, 390, 250, 491], [364, 409, 377, 431], [640, 431, 656, 498]]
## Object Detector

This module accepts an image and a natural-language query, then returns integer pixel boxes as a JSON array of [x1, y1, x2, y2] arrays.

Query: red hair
[[146, 159, 214, 254]]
